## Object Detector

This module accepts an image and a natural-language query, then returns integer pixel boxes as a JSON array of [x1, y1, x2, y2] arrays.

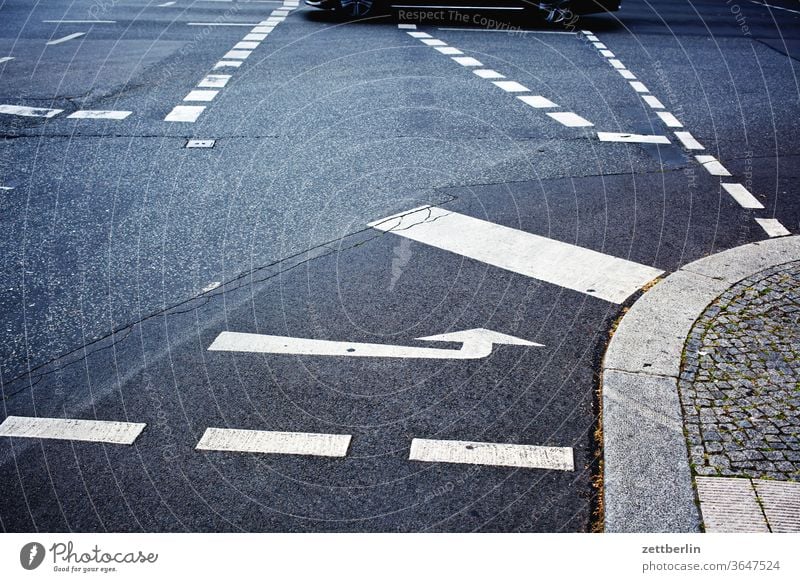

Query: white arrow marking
[[208, 328, 542, 360]]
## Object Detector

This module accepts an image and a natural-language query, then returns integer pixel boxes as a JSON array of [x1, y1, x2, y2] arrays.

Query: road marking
[[642, 95, 665, 109], [260, 17, 285, 24], [209, 328, 540, 360], [46, 32, 86, 46], [223, 50, 252, 60], [597, 132, 670, 144], [755, 218, 791, 237], [629, 81, 648, 93], [233, 41, 259, 50], [272, 9, 290, 15], [674, 131, 704, 150], [592, 42, 607, 49], [748, 0, 800, 16], [398, 24, 417, 29], [437, 27, 574, 34], [214, 60, 242, 69], [158, 1, 176, 6], [452, 56, 483, 67], [656, 111, 683, 127], [695, 155, 732, 176], [721, 183, 764, 209], [184, 90, 218, 102], [67, 110, 131, 120], [251, 26, 275, 33], [43, 20, 115, 24], [164, 105, 205, 122], [547, 111, 594, 127], [196, 428, 352, 457], [585, 34, 599, 42], [608, 59, 625, 69], [420, 38, 447, 46], [188, 22, 260, 26], [409, 438, 574, 471], [473, 69, 504, 79], [368, 206, 663, 303], [407, 31, 432, 38], [0, 104, 63, 118], [0, 416, 145, 445], [618, 69, 636, 80], [200, 280, 221, 290], [599, 49, 615, 58], [492, 80, 529, 93], [0, 57, 14, 63], [198, 74, 231, 88], [435, 47, 463, 55], [517, 95, 557, 108], [243, 33, 268, 41]]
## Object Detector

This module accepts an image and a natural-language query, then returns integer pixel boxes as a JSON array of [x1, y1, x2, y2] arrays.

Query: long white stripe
[[452, 56, 483, 67], [674, 131, 704, 150], [409, 438, 574, 471], [0, 104, 62, 118], [0, 416, 145, 445], [547, 111, 594, 127], [696, 155, 732, 176], [157, 2, 176, 6], [46, 32, 86, 45], [164, 105, 205, 122], [43, 20, 115, 24], [473, 69, 504, 79], [721, 183, 764, 209], [656, 111, 683, 127], [67, 110, 131, 120], [188, 22, 260, 26], [198, 74, 231, 88], [196, 428, 351, 457], [597, 132, 670, 144], [243, 33, 268, 41], [517, 95, 557, 109], [368, 206, 662, 303], [755, 218, 790, 237], [492, 80, 529, 93], [398, 24, 417, 29], [407, 31, 432, 38]]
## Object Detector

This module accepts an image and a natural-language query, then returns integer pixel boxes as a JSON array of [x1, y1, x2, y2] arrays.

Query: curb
[[602, 235, 800, 533]]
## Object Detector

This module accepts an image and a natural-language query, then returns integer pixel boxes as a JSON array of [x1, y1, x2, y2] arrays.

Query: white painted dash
[[608, 59, 625, 69], [0, 104, 63, 118], [0, 415, 145, 445], [435, 46, 463, 55], [674, 131, 704, 150], [164, 105, 205, 122], [599, 49, 615, 58], [618, 69, 636, 80], [184, 90, 218, 102], [215, 60, 242, 69], [198, 74, 231, 88], [67, 110, 131, 120], [251, 26, 275, 33], [473, 69, 504, 79], [46, 32, 86, 46], [492, 80, 529, 93], [629, 81, 649, 93], [407, 31, 432, 38], [592, 42, 607, 49], [223, 50, 252, 59], [233, 41, 259, 50], [656, 111, 683, 128], [158, 1, 176, 6], [547, 111, 594, 128], [755, 218, 790, 238], [398, 24, 417, 29], [452, 56, 483, 67], [196, 428, 352, 457], [696, 155, 732, 176], [243, 33, 268, 41], [721, 183, 764, 209], [517, 95, 557, 109], [0, 57, 14, 64], [597, 132, 670, 144], [420, 38, 447, 46], [409, 438, 574, 471], [642, 95, 665, 109]]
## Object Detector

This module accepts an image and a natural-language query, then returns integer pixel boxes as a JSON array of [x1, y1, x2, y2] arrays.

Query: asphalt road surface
[[1, 0, 798, 532]]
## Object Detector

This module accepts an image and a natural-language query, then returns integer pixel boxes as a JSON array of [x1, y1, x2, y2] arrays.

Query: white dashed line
[[233, 41, 259, 50], [251, 26, 275, 33], [599, 49, 615, 58], [164, 105, 205, 122], [420, 38, 447, 46], [0, 416, 145, 445], [369, 206, 662, 303], [592, 42, 607, 49], [244, 33, 268, 41], [492, 80, 529, 93], [0, 185, 15, 190], [597, 132, 671, 144], [656, 111, 683, 127], [435, 46, 463, 55], [674, 131, 704, 150], [46, 32, 86, 45], [67, 110, 131, 120], [452, 56, 483, 67], [214, 60, 242, 69], [196, 428, 352, 457], [547, 111, 594, 128], [517, 95, 557, 109], [184, 90, 218, 102], [608, 59, 625, 69], [473, 69, 504, 79], [695, 155, 732, 176], [618, 69, 636, 80], [437, 27, 574, 34], [585, 34, 599, 42], [407, 31, 432, 38], [755, 218, 791, 237], [398, 24, 417, 29], [0, 104, 63, 118], [409, 438, 574, 471], [629, 81, 648, 93], [198, 74, 231, 88], [721, 183, 764, 209], [157, 1, 176, 6], [0, 57, 14, 63], [642, 95, 665, 109], [43, 19, 115, 24], [223, 50, 252, 60]]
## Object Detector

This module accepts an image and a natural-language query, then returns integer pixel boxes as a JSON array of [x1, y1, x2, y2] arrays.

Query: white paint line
[[749, 0, 800, 16], [629, 81, 649, 93], [196, 428, 351, 457], [592, 42, 607, 49], [656, 111, 683, 128], [0, 57, 14, 63], [597, 132, 671, 144], [436, 27, 574, 34], [398, 24, 417, 29], [435, 46, 463, 55], [618, 69, 636, 80], [368, 206, 662, 303], [223, 50, 252, 60], [0, 185, 15, 190], [674, 131, 704, 150], [755, 218, 791, 238], [209, 328, 540, 360], [452, 56, 483, 67], [188, 22, 260, 27], [43, 20, 115, 24], [409, 438, 574, 471], [67, 110, 131, 120], [164, 105, 205, 122], [260, 17, 285, 24], [473, 69, 504, 79], [157, 1, 176, 6], [0, 416, 145, 445], [420, 38, 447, 46], [517, 95, 557, 109], [214, 60, 242, 69], [184, 90, 218, 102], [272, 9, 290, 15], [642, 95, 665, 109], [201, 281, 221, 291], [585, 35, 599, 42], [696, 155, 732, 176], [243, 33, 268, 41], [46, 32, 86, 46], [407, 31, 432, 38], [187, 139, 215, 149], [547, 111, 594, 128], [721, 183, 764, 209], [492, 80, 529, 93], [198, 74, 231, 88], [599, 49, 615, 58], [0, 104, 62, 118], [233, 41, 259, 50], [251, 26, 275, 33], [608, 59, 625, 69]]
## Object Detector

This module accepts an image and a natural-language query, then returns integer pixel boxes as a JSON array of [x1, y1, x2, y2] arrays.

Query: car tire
[[338, 0, 382, 18]]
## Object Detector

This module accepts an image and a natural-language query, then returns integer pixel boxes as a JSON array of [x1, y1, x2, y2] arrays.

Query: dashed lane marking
[[656, 111, 683, 128], [597, 132, 670, 144], [695, 155, 732, 176], [608, 59, 625, 70], [368, 206, 663, 304], [233, 41, 260, 50], [164, 105, 205, 122], [409, 439, 575, 471], [251, 26, 275, 33], [157, 2, 177, 6], [0, 57, 14, 63], [642, 95, 665, 109], [214, 60, 242, 69], [754, 218, 791, 238], [629, 81, 648, 93], [0, 104, 63, 118], [546, 111, 594, 128], [67, 110, 131, 119], [618, 69, 636, 80], [420, 38, 447, 46], [721, 183, 764, 209], [473, 69, 504, 79], [198, 74, 231, 88], [674, 131, 704, 150], [435, 46, 463, 55], [184, 90, 218, 102], [452, 56, 483, 67], [43, 20, 115, 24], [517, 95, 557, 109], [492, 80, 529, 93], [244, 33, 268, 41], [46, 32, 86, 46], [187, 22, 260, 26], [599, 49, 615, 58], [0, 416, 145, 445], [196, 428, 352, 457], [223, 50, 252, 60]]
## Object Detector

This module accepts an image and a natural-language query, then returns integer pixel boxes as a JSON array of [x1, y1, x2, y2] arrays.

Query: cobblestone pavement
[[680, 260, 800, 481]]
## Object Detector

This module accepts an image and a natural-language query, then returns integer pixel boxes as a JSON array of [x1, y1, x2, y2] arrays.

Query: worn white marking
[[0, 185, 15, 190], [592, 42, 607, 49], [198, 74, 231, 88], [197, 428, 352, 457], [721, 183, 764, 209], [492, 80, 529, 93], [233, 41, 259, 50], [674, 131, 704, 150], [656, 111, 683, 127], [599, 49, 615, 58], [473, 69, 504, 79], [46, 32, 86, 46], [547, 111, 594, 128], [642, 95, 665, 109], [597, 132, 670, 144], [452, 56, 483, 67], [157, 2, 176, 6], [201, 281, 221, 291], [184, 90, 218, 102], [517, 95, 557, 109], [618, 69, 636, 80], [244, 33, 268, 41], [407, 31, 432, 38], [629, 81, 648, 93], [608, 59, 625, 69], [0, 57, 14, 64], [409, 438, 574, 471], [186, 139, 215, 149], [0, 104, 62, 118], [398, 24, 417, 29], [223, 50, 252, 59], [164, 105, 205, 122], [67, 110, 131, 120], [209, 328, 540, 360], [696, 155, 731, 176], [214, 60, 242, 69], [272, 9, 290, 15], [435, 46, 463, 55], [368, 206, 662, 303], [420, 38, 447, 46], [260, 17, 284, 24], [585, 34, 599, 41], [0, 416, 145, 445]]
